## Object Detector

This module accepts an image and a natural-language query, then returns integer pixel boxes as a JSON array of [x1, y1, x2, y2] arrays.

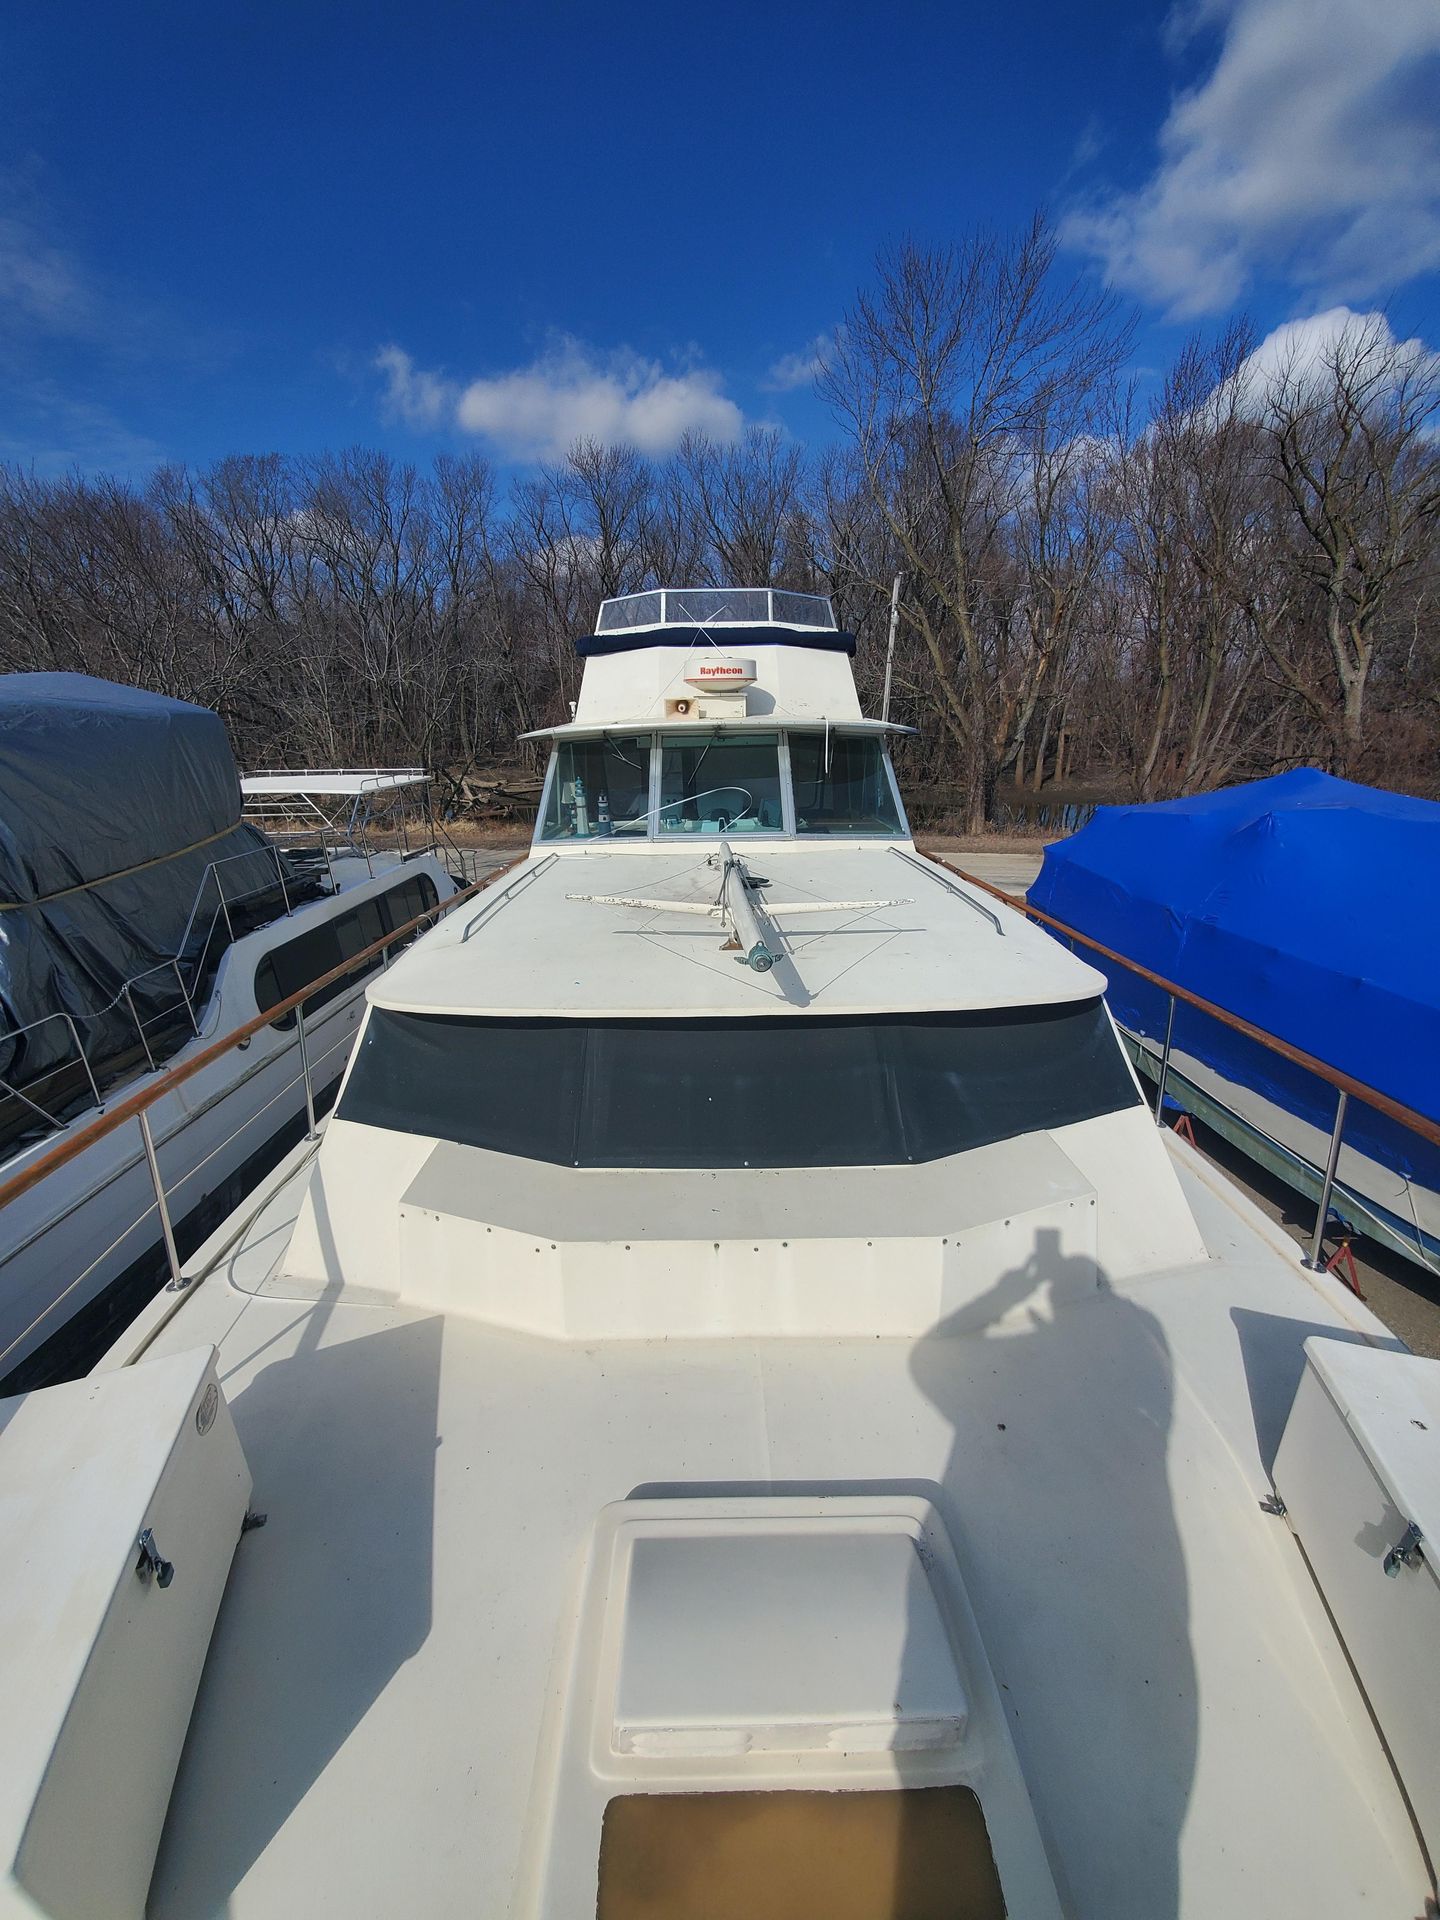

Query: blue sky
[[1, 0, 1437, 477]]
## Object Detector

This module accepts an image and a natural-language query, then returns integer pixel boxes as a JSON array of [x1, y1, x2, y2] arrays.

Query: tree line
[[1, 217, 1436, 831]]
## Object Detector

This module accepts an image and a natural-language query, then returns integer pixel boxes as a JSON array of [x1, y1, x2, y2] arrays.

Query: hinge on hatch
[[1383, 1521, 1424, 1578], [134, 1527, 174, 1589]]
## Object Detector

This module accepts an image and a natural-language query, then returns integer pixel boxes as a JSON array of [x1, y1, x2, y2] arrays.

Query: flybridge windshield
[[539, 732, 906, 840], [338, 1001, 1141, 1169], [595, 589, 836, 632]]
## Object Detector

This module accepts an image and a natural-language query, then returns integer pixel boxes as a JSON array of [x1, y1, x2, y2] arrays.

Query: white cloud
[[373, 345, 452, 428], [1231, 308, 1436, 406], [0, 173, 170, 473], [1179, 308, 1439, 439], [375, 336, 744, 460], [0, 210, 89, 334], [763, 333, 831, 392], [0, 172, 99, 343], [1063, 0, 1440, 316], [0, 381, 163, 475]]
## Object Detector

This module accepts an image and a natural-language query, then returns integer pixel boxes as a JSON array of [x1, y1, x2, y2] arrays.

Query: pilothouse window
[[658, 733, 784, 835], [541, 736, 652, 840], [791, 734, 904, 836]]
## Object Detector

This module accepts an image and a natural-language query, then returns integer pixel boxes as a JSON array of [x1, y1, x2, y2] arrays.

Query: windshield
[[658, 732, 784, 835], [339, 1001, 1141, 1168], [540, 736, 651, 840], [536, 729, 908, 842], [790, 733, 904, 835]]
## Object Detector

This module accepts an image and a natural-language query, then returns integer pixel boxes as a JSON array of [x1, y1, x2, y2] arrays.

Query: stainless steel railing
[[0, 855, 527, 1368], [0, 835, 328, 1137], [925, 852, 1440, 1273]]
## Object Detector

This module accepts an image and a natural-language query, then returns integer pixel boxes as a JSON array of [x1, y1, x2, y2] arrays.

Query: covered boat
[[0, 677, 458, 1390], [0, 673, 297, 1132], [1029, 767, 1440, 1266]]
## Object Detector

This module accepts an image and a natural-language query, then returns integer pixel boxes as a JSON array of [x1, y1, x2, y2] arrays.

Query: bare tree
[[819, 215, 1133, 829], [671, 426, 809, 586], [0, 244, 1437, 822], [1262, 318, 1440, 770]]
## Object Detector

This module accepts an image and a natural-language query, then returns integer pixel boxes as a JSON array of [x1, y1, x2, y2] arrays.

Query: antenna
[[567, 844, 909, 978], [881, 571, 904, 726]]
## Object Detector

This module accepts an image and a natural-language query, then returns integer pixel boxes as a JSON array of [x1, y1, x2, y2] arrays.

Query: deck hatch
[[614, 1529, 968, 1757]]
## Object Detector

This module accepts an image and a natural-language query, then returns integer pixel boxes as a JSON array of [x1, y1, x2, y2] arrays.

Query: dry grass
[[919, 824, 1059, 855]]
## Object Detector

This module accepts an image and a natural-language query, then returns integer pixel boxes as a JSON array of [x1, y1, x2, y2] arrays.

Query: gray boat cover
[[0, 674, 278, 1111]]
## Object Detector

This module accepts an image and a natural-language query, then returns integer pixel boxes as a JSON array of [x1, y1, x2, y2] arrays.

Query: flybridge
[[529, 584, 908, 836], [579, 587, 856, 657], [597, 587, 836, 632]]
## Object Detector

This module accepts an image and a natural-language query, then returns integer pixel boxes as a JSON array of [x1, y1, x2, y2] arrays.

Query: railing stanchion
[[124, 983, 158, 1073], [1155, 993, 1176, 1126], [138, 1109, 185, 1291], [295, 1002, 319, 1140], [1306, 1089, 1349, 1271], [172, 960, 201, 1038], [64, 1015, 103, 1111]]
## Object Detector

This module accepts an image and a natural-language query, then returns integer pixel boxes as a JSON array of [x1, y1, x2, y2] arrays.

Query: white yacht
[[0, 593, 1436, 1920], [0, 679, 457, 1393]]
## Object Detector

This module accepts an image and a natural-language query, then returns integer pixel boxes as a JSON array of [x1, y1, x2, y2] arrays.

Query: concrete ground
[[936, 847, 1047, 896], [461, 844, 1053, 894]]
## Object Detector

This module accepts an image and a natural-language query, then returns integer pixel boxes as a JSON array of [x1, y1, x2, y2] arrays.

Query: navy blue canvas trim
[[576, 625, 857, 658]]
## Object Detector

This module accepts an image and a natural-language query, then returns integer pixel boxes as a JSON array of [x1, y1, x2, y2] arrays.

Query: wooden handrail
[[4, 839, 1432, 1220], [921, 850, 1440, 1152], [0, 853, 529, 1214]]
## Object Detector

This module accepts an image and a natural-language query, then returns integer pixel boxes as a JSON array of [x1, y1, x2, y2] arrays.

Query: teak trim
[[0, 853, 529, 1213], [921, 850, 1440, 1152]]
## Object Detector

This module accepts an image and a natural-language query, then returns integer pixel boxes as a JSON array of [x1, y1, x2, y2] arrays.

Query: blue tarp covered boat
[[1029, 768, 1440, 1267]]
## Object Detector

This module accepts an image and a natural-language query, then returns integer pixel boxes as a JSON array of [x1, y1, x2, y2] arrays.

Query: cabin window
[[658, 733, 785, 835], [255, 873, 439, 1028], [540, 736, 652, 840], [337, 998, 1141, 1167], [790, 734, 904, 836]]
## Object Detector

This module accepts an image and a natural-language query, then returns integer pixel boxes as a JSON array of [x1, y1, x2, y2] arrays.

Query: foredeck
[[126, 1138, 1428, 1919], [371, 845, 1106, 1018]]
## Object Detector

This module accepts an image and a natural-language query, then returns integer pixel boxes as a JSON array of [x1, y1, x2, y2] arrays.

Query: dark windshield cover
[[338, 999, 1139, 1168]]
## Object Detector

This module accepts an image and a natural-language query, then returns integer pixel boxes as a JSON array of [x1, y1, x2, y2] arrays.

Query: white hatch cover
[[0, 1346, 252, 1920], [1274, 1338, 1440, 1859], [1297, 1337, 1440, 1549], [614, 1521, 968, 1757], [520, 1498, 1065, 1920]]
